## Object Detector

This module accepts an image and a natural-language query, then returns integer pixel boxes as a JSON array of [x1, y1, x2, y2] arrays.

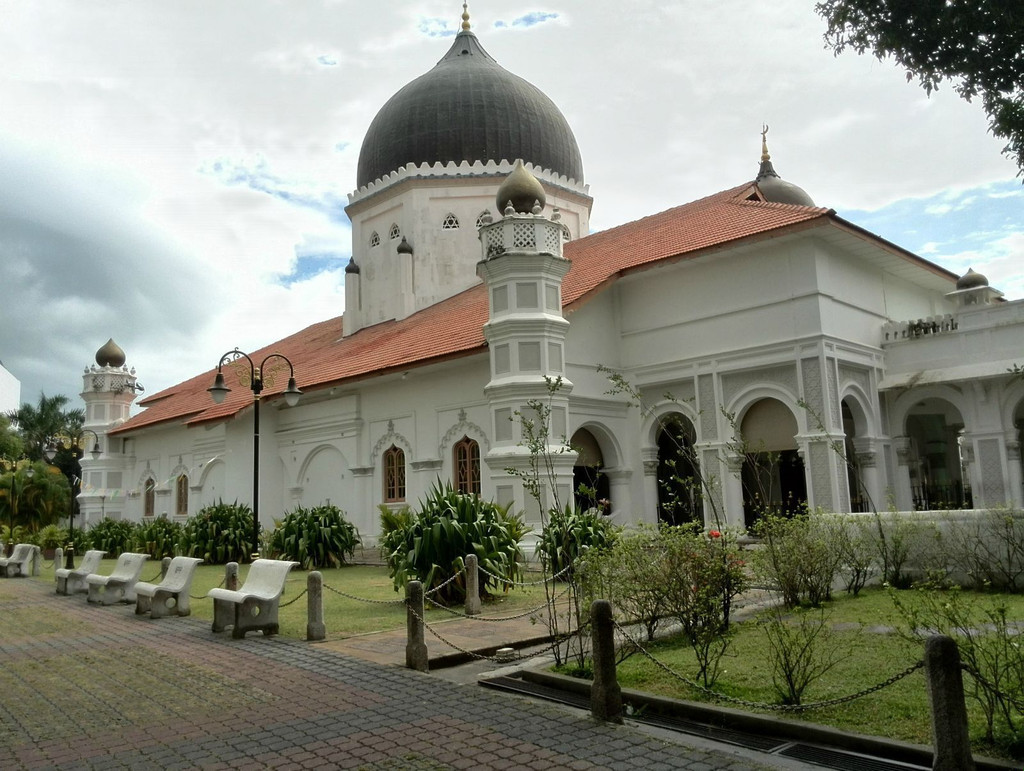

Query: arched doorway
[[655, 414, 701, 526], [905, 398, 970, 510], [571, 428, 610, 513], [842, 399, 868, 513], [740, 398, 806, 526]]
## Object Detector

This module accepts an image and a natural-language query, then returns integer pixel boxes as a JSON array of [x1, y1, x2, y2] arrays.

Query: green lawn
[[30, 558, 549, 639], [613, 587, 1024, 761]]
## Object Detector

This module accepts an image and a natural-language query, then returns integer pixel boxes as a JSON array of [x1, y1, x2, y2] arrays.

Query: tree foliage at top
[[816, 0, 1024, 173], [6, 393, 84, 462]]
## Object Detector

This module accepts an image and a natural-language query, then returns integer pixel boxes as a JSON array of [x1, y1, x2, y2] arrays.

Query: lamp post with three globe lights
[[44, 430, 101, 569], [207, 348, 301, 561]]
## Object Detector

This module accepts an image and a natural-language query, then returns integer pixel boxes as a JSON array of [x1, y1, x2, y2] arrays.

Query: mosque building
[[75, 9, 1024, 539]]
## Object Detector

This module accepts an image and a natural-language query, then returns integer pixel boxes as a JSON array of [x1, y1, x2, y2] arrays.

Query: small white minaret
[[78, 339, 142, 525], [477, 161, 576, 526]]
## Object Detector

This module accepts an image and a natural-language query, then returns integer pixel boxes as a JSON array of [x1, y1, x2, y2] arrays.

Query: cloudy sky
[[1, 0, 1020, 411]]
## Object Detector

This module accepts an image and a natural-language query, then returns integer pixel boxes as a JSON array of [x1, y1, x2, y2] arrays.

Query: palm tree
[[6, 393, 84, 462], [22, 462, 71, 531]]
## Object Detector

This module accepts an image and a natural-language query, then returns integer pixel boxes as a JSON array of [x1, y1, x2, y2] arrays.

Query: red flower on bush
[[708, 530, 721, 538]]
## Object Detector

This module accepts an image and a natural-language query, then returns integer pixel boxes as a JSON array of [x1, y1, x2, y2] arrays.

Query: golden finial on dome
[[462, 2, 471, 32], [761, 123, 771, 162]]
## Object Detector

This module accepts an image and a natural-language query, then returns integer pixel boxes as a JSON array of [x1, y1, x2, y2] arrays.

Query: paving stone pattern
[[1, 578, 770, 770]]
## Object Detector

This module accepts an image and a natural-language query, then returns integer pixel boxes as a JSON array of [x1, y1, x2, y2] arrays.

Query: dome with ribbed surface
[[95, 338, 126, 368], [356, 30, 584, 189]]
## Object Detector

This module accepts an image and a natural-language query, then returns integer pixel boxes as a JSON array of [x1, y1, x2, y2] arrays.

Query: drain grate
[[479, 675, 932, 771], [780, 743, 928, 770]]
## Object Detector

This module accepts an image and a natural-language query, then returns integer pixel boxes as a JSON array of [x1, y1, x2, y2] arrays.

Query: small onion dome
[[496, 160, 546, 214], [95, 338, 126, 368], [345, 257, 360, 274], [755, 128, 815, 207], [397, 236, 414, 254], [956, 267, 989, 290]]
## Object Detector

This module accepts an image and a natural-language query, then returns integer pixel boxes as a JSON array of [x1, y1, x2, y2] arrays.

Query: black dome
[[356, 31, 584, 189]]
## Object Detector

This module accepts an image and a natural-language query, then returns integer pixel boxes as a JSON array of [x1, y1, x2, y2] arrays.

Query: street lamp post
[[45, 430, 101, 569], [208, 348, 301, 560]]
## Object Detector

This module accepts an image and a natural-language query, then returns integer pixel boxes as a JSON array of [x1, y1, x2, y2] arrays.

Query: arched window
[[453, 436, 481, 495], [389, 223, 401, 240], [175, 474, 188, 517], [143, 478, 156, 517], [475, 211, 488, 229], [383, 445, 406, 502], [441, 213, 460, 230], [369, 231, 381, 247]]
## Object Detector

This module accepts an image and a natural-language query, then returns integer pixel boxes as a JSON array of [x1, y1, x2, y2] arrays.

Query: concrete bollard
[[925, 635, 975, 771], [54, 547, 63, 576], [31, 546, 41, 576], [307, 571, 326, 641], [465, 554, 481, 616], [225, 562, 239, 591], [160, 557, 171, 580], [591, 599, 623, 723], [406, 580, 428, 672]]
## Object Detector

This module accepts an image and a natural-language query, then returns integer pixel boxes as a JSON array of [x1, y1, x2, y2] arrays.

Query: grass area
[[613, 587, 1024, 760], [29, 557, 550, 640]]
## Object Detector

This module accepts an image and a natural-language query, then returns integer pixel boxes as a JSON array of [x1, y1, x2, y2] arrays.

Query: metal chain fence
[[406, 601, 579, 664], [612, 619, 924, 714], [322, 581, 406, 605], [961, 662, 1024, 711], [424, 582, 573, 622], [477, 561, 574, 587]]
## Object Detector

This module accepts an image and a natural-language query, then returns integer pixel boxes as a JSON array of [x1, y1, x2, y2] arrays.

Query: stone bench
[[208, 559, 298, 639], [55, 550, 107, 595], [0, 544, 39, 578], [85, 552, 150, 605], [134, 556, 204, 618]]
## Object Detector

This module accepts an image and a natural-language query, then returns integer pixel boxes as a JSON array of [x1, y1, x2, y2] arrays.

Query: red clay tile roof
[[111, 183, 837, 435]]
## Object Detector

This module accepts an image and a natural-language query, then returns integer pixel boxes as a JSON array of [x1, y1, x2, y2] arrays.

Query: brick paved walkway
[[0, 576, 789, 770]]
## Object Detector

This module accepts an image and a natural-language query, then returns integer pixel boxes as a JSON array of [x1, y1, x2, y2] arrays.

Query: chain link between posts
[[322, 582, 406, 605], [406, 601, 580, 664], [189, 575, 225, 600], [278, 587, 308, 607], [424, 582, 574, 622], [477, 561, 574, 587], [612, 619, 924, 713], [962, 663, 1024, 711]]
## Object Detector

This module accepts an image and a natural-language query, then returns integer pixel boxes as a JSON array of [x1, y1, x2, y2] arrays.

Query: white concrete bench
[[207, 559, 298, 638], [55, 550, 107, 595], [85, 552, 150, 605], [134, 556, 204, 618], [0, 544, 39, 578]]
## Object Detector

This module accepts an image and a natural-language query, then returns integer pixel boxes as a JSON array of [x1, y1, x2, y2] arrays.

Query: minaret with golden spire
[[461, 3, 471, 32], [757, 123, 780, 180]]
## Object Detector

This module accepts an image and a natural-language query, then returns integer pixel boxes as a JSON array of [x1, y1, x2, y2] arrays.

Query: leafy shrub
[[381, 481, 527, 604], [539, 503, 619, 577], [135, 516, 184, 560], [890, 585, 1024, 747], [268, 503, 360, 569], [760, 604, 842, 706], [942, 509, 1024, 592], [179, 501, 254, 564], [661, 525, 748, 686], [752, 511, 843, 608], [579, 525, 667, 642], [36, 524, 67, 551], [86, 517, 138, 558]]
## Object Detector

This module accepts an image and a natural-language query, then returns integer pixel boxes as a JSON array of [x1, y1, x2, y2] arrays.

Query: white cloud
[[0, 0, 1019, 406]]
